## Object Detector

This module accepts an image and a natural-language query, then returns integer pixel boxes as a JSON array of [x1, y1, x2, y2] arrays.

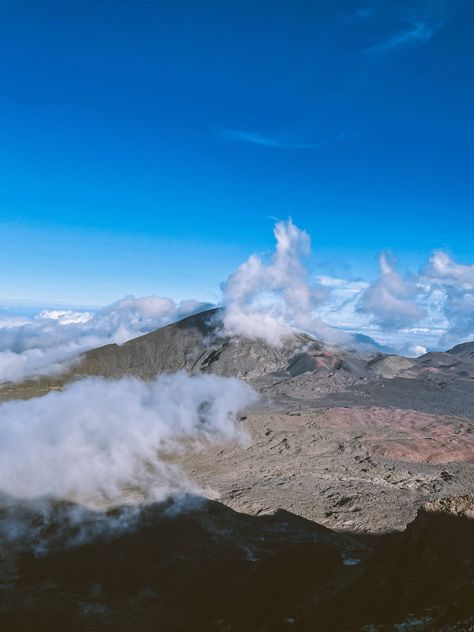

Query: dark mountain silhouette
[[1, 494, 473, 631]]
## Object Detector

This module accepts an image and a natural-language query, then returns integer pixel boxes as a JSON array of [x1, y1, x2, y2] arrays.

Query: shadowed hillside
[[1, 495, 474, 631]]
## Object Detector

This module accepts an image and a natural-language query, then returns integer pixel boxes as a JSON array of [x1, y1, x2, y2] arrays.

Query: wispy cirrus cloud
[[220, 129, 347, 150], [365, 19, 442, 53], [358, 0, 453, 54], [345, 7, 377, 23]]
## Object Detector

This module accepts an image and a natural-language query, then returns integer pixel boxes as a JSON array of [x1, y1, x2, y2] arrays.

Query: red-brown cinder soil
[[322, 406, 474, 464]]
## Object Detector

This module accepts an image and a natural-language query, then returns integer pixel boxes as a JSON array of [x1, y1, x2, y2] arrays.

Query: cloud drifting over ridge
[[219, 219, 474, 352], [221, 219, 349, 346], [0, 219, 473, 384], [0, 297, 210, 383], [0, 372, 257, 507]]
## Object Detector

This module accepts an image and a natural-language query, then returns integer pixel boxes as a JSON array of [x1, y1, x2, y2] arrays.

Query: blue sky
[[1, 0, 473, 306]]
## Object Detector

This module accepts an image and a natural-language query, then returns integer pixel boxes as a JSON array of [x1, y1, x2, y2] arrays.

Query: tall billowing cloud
[[353, 249, 474, 352], [425, 251, 474, 287], [357, 253, 425, 328], [0, 297, 210, 383], [423, 251, 474, 345], [1, 222, 474, 382], [221, 219, 346, 346], [0, 372, 257, 508]]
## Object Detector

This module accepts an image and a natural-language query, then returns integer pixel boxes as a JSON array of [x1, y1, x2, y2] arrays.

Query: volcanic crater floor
[[176, 399, 474, 534]]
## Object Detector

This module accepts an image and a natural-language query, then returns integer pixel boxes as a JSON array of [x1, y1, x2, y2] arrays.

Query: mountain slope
[[1, 308, 473, 405], [73, 307, 316, 380]]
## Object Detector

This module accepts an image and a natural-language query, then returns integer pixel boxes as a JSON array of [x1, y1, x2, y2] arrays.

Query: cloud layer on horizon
[[354, 248, 474, 351], [357, 253, 426, 328], [423, 251, 474, 347], [0, 218, 473, 383], [0, 297, 210, 383]]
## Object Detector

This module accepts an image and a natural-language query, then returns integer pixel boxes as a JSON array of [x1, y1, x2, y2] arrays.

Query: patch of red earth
[[417, 366, 440, 375], [321, 407, 474, 464], [310, 352, 342, 371]]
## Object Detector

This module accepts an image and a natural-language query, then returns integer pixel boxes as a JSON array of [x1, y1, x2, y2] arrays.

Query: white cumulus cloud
[[0, 372, 257, 508], [221, 219, 348, 346], [423, 251, 474, 346], [357, 253, 425, 328], [1, 224, 473, 382], [0, 297, 210, 383]]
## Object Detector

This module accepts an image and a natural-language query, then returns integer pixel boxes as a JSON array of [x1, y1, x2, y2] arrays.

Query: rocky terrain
[[0, 308, 473, 630], [1, 495, 473, 631]]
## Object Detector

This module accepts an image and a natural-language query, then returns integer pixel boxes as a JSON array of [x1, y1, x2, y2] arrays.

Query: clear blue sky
[[1, 0, 473, 306]]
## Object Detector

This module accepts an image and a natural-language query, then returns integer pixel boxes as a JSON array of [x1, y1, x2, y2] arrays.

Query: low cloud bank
[[1, 220, 473, 383], [356, 250, 474, 350], [0, 372, 257, 508], [0, 297, 210, 383], [423, 251, 474, 347], [219, 219, 474, 353]]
